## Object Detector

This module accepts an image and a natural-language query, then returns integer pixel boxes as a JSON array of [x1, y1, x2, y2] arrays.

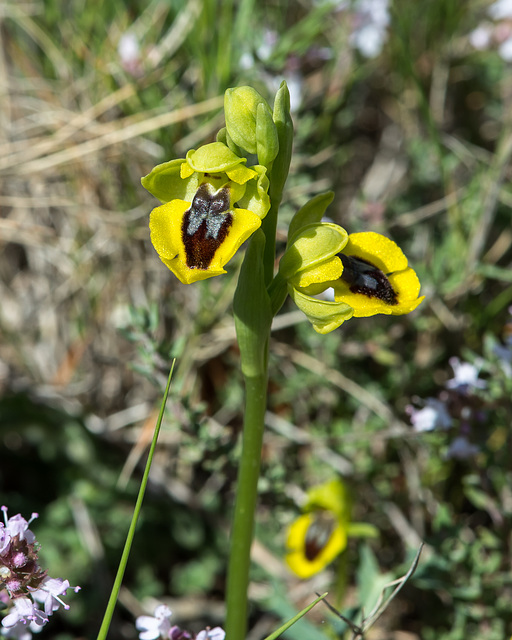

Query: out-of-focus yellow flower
[[285, 479, 377, 579], [286, 510, 347, 579], [141, 142, 270, 284]]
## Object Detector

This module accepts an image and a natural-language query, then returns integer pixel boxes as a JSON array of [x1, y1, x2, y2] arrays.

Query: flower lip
[[333, 232, 424, 318], [182, 183, 233, 270], [285, 511, 347, 579], [304, 510, 337, 561], [338, 253, 398, 305]]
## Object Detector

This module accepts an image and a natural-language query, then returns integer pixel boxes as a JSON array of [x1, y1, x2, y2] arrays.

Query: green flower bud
[[224, 86, 279, 166]]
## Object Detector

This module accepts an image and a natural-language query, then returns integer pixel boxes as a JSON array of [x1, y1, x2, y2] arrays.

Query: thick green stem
[[225, 81, 293, 639], [225, 371, 269, 640]]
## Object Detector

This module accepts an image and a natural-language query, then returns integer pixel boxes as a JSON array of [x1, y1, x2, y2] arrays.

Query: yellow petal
[[285, 513, 347, 579], [344, 232, 409, 274], [334, 266, 424, 317], [225, 164, 257, 185], [180, 162, 195, 179], [292, 255, 343, 289]]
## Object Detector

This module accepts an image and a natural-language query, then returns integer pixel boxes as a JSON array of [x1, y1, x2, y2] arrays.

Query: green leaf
[[263, 592, 329, 640]]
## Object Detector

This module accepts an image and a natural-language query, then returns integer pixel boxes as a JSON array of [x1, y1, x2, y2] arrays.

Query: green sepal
[[279, 222, 348, 281], [233, 229, 273, 377], [141, 158, 189, 203], [185, 142, 247, 173], [288, 191, 335, 246], [288, 287, 353, 334]]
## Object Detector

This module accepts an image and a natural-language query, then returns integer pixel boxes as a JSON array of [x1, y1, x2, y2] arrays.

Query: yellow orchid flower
[[286, 510, 348, 579], [331, 232, 424, 317], [279, 219, 424, 332], [285, 479, 377, 579], [142, 142, 270, 284]]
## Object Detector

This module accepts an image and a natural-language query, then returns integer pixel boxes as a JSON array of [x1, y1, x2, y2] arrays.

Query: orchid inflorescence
[[142, 85, 424, 334], [141, 83, 424, 640], [0, 507, 80, 640]]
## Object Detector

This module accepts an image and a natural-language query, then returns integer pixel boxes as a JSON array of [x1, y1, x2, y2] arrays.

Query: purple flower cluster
[[0, 507, 80, 640], [135, 605, 224, 640], [406, 358, 486, 460]]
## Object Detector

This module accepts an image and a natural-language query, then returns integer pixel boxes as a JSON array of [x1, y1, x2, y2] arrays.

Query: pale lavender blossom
[[0, 620, 39, 640], [1, 507, 37, 547], [489, 0, 512, 20], [135, 605, 173, 640], [196, 628, 225, 640], [493, 336, 512, 376], [498, 36, 512, 59], [469, 24, 494, 50], [445, 436, 479, 460], [1, 598, 47, 630], [31, 578, 80, 616], [407, 398, 453, 432], [118, 32, 142, 76], [445, 357, 486, 392], [350, 0, 391, 58], [135, 605, 224, 640], [169, 627, 192, 640], [1, 508, 79, 639]]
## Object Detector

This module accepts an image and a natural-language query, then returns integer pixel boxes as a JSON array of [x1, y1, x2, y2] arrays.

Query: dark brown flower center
[[304, 511, 336, 561], [182, 183, 233, 270], [339, 254, 398, 305]]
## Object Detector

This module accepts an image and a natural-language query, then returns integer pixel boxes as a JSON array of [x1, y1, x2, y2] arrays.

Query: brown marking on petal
[[182, 183, 233, 270], [339, 254, 398, 305], [304, 511, 336, 561]]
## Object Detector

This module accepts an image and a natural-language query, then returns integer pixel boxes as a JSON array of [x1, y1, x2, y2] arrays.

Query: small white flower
[[351, 23, 387, 58], [349, 0, 390, 58], [118, 33, 140, 65], [135, 605, 173, 640], [499, 35, 512, 59], [1, 598, 47, 630], [0, 620, 39, 640], [469, 24, 494, 50], [196, 628, 225, 640], [1, 507, 37, 546], [445, 357, 486, 392], [445, 436, 479, 460], [488, 0, 512, 21], [408, 398, 452, 432], [31, 577, 80, 617]]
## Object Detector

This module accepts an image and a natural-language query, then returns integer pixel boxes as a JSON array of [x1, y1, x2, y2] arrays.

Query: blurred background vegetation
[[1, 0, 512, 638]]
